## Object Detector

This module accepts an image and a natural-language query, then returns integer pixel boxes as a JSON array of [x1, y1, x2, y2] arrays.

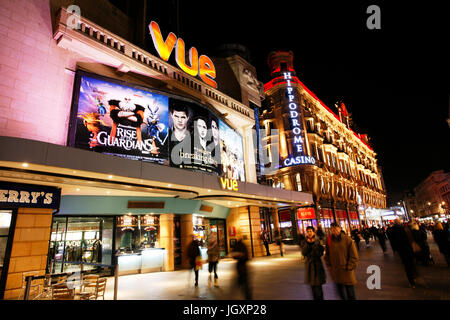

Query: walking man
[[324, 222, 359, 300]]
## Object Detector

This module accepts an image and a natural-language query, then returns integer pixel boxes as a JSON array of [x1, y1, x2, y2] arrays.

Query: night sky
[[145, 1, 449, 205]]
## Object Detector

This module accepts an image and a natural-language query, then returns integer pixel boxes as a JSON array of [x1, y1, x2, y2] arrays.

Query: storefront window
[[116, 214, 160, 253], [49, 216, 114, 274], [208, 219, 227, 258], [0, 210, 13, 286], [193, 215, 206, 248]]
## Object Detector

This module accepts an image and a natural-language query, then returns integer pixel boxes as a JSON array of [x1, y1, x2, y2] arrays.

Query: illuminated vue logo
[[149, 21, 217, 88], [282, 72, 316, 167]]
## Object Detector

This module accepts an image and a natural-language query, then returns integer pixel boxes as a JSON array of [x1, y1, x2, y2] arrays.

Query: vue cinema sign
[[149, 21, 217, 88]]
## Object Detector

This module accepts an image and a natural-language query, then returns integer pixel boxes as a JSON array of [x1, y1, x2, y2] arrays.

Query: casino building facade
[[261, 51, 387, 239], [0, 2, 314, 299]]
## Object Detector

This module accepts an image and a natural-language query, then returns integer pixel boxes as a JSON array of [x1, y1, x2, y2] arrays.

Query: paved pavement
[[103, 237, 449, 300]]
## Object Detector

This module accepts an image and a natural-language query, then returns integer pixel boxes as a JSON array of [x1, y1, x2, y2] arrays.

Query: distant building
[[412, 170, 450, 218]]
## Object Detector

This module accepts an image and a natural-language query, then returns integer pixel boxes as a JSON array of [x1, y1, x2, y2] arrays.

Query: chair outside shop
[[51, 283, 75, 300]]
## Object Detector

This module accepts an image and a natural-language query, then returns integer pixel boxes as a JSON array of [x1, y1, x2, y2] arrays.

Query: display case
[[115, 214, 165, 275]]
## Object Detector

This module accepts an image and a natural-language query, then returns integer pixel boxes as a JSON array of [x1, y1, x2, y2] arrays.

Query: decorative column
[[159, 214, 174, 271], [180, 214, 193, 269]]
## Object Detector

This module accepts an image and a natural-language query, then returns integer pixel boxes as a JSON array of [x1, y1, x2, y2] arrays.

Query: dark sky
[[145, 1, 449, 205]]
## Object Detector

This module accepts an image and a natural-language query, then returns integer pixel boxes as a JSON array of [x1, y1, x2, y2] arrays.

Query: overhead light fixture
[[76, 188, 80, 191], [22, 163, 29, 167], [106, 191, 111, 194], [168, 184, 172, 187], [108, 175, 113, 179]]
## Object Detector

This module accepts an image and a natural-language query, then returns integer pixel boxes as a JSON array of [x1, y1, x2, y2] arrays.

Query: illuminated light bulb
[[22, 163, 29, 167]]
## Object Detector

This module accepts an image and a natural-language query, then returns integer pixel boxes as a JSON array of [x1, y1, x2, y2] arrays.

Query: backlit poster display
[[70, 74, 169, 164], [219, 120, 245, 182], [168, 98, 220, 175], [69, 71, 245, 179]]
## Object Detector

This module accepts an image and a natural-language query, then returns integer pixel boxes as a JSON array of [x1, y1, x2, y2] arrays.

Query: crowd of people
[[185, 218, 449, 300]]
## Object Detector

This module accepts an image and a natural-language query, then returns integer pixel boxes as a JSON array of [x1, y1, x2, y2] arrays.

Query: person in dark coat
[[362, 227, 371, 245], [377, 226, 387, 253], [316, 225, 325, 241], [433, 222, 450, 267], [370, 225, 379, 240], [390, 219, 419, 287], [231, 238, 252, 299], [274, 229, 284, 256], [351, 227, 361, 251], [411, 222, 433, 266], [300, 226, 326, 300], [324, 222, 359, 300], [386, 223, 398, 252], [260, 231, 271, 256], [207, 235, 220, 286], [187, 237, 201, 287]]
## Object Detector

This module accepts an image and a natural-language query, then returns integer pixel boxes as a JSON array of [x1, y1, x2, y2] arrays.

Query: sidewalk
[[103, 239, 450, 300]]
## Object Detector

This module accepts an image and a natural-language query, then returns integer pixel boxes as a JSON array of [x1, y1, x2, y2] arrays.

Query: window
[[327, 153, 331, 166], [296, 173, 302, 192], [0, 210, 13, 289]]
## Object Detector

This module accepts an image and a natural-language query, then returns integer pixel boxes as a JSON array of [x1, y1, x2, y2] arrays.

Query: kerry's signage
[[0, 182, 61, 209], [281, 72, 315, 168], [149, 21, 217, 88], [220, 177, 238, 191]]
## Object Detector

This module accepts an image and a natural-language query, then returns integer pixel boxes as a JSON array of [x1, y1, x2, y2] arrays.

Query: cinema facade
[[0, 4, 314, 299]]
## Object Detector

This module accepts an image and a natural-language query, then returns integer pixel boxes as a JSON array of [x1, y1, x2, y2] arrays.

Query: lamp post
[[398, 200, 409, 222]]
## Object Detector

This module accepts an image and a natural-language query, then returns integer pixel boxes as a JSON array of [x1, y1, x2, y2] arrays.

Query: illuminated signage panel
[[149, 21, 217, 88], [281, 72, 316, 168]]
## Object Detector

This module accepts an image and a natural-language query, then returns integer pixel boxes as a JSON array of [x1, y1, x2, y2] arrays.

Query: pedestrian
[[231, 238, 252, 299], [300, 226, 326, 300], [351, 227, 361, 251], [316, 224, 325, 241], [370, 225, 378, 241], [410, 222, 433, 266], [207, 234, 220, 286], [390, 219, 419, 288], [324, 222, 359, 300], [187, 236, 201, 287], [433, 222, 450, 267], [386, 222, 398, 252], [274, 229, 284, 257], [377, 225, 387, 253], [362, 227, 371, 246], [260, 230, 271, 256]]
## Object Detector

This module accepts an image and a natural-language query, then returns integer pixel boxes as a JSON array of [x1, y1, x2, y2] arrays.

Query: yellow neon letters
[[149, 21, 217, 88]]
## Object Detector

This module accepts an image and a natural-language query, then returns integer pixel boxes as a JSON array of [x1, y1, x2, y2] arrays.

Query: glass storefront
[[0, 210, 13, 294], [297, 219, 318, 236], [208, 219, 227, 258], [49, 216, 114, 274], [278, 210, 293, 241]]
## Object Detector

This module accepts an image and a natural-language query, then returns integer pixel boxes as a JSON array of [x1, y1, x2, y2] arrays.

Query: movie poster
[[73, 75, 169, 164], [168, 98, 221, 175], [219, 120, 246, 182]]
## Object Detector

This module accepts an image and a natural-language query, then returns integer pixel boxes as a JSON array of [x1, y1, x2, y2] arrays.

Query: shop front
[[348, 210, 361, 229], [0, 182, 61, 300], [278, 209, 294, 242], [296, 207, 317, 235], [319, 208, 334, 235], [54, 195, 230, 275], [335, 209, 351, 235]]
